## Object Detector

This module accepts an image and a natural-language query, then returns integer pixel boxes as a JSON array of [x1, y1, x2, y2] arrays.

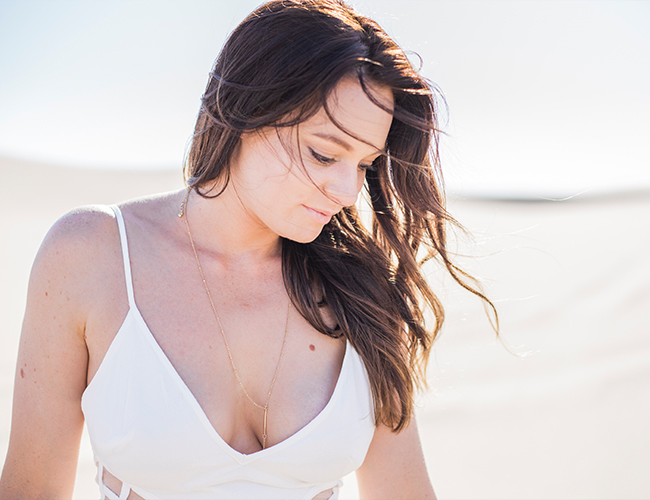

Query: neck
[[180, 184, 282, 264]]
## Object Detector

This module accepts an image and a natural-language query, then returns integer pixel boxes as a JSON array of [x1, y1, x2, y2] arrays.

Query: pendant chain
[[178, 187, 290, 449]]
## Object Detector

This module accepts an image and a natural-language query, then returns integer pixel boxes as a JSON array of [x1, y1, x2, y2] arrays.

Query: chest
[[82, 306, 375, 499], [86, 230, 346, 454]]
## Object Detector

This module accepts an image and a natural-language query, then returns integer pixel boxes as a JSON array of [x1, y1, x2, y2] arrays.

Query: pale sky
[[1, 0, 649, 198]]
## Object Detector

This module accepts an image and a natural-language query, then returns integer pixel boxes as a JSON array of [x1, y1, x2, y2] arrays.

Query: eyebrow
[[312, 132, 353, 151]]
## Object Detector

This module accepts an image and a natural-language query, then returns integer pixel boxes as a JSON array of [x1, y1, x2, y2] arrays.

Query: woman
[[0, 1, 495, 499]]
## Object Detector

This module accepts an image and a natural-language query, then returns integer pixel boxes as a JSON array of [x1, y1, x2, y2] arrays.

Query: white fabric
[[81, 205, 376, 500]]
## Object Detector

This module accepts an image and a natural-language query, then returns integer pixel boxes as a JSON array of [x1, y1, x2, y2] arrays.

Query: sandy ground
[[1, 157, 648, 499]]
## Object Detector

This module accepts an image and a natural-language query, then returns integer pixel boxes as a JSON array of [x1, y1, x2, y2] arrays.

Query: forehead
[[300, 76, 394, 153]]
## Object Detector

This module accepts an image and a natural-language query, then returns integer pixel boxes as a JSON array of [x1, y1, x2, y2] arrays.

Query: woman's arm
[[0, 212, 101, 499], [356, 418, 436, 500]]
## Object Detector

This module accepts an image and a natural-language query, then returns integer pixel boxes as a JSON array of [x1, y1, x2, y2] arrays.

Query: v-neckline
[[96, 204, 352, 462], [129, 304, 350, 462]]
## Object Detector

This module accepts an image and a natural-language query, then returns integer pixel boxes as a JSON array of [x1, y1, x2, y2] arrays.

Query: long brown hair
[[185, 0, 497, 432]]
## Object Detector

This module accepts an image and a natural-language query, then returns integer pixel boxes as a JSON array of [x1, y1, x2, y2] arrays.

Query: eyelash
[[309, 148, 335, 166], [308, 148, 377, 172]]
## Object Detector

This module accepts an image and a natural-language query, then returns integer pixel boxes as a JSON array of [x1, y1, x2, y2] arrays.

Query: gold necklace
[[178, 187, 290, 450]]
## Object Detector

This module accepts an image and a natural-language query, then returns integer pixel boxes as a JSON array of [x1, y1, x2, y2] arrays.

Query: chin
[[281, 225, 325, 244]]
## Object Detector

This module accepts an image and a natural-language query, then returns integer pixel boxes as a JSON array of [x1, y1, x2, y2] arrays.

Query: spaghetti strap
[[109, 205, 136, 308]]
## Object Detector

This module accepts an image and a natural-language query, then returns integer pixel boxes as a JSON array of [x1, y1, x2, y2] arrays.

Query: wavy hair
[[185, 0, 497, 432]]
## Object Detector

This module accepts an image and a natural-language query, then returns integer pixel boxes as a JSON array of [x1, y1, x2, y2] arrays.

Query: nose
[[323, 163, 363, 207]]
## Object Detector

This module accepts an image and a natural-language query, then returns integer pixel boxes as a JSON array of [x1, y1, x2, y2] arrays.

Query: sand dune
[[1, 157, 648, 499]]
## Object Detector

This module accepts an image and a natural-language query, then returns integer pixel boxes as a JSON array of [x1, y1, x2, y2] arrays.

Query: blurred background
[[2, 0, 649, 196], [1, 1, 649, 498]]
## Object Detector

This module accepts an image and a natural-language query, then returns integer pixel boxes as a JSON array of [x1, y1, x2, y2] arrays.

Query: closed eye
[[309, 147, 378, 172], [309, 148, 336, 166]]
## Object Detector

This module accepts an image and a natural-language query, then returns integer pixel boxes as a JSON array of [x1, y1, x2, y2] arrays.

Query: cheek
[[251, 169, 311, 218], [284, 164, 320, 195]]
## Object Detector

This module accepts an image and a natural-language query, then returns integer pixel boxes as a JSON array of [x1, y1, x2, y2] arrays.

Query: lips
[[303, 205, 337, 224]]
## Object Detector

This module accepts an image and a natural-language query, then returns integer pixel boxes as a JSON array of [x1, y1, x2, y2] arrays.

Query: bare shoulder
[[34, 190, 184, 307], [36, 190, 182, 272], [35, 206, 120, 283], [43, 187, 183, 241], [40, 204, 118, 255]]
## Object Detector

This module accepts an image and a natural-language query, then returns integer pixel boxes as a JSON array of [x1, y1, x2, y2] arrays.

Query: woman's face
[[230, 76, 394, 243]]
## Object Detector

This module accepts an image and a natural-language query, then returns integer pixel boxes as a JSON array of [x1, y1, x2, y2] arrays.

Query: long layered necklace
[[178, 187, 290, 450]]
